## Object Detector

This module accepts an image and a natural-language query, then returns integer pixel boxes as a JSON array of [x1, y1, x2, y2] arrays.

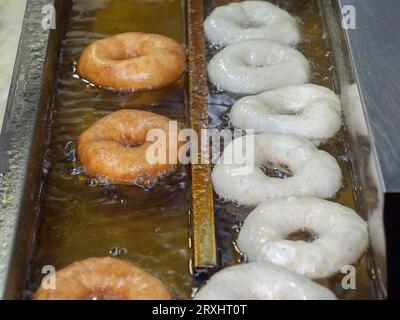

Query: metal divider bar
[[187, 0, 217, 271]]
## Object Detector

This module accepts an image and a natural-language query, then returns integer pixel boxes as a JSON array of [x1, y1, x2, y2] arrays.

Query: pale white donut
[[237, 197, 369, 279], [230, 84, 342, 145], [204, 1, 300, 46], [194, 262, 336, 300], [208, 40, 311, 95], [212, 133, 342, 206]]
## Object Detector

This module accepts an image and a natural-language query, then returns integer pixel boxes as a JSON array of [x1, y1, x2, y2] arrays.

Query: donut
[[34, 257, 171, 300], [212, 133, 342, 206], [194, 262, 336, 300], [77, 110, 182, 185], [230, 84, 342, 145], [237, 197, 369, 279], [77, 32, 186, 91], [208, 40, 311, 95], [204, 1, 300, 46]]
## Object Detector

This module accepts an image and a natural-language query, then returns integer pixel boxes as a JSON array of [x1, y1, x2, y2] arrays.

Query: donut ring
[[230, 84, 342, 144], [77, 110, 182, 185], [237, 197, 369, 279], [34, 257, 171, 300], [204, 1, 300, 46], [194, 262, 336, 300], [77, 32, 186, 91], [208, 40, 311, 95], [212, 133, 342, 206]]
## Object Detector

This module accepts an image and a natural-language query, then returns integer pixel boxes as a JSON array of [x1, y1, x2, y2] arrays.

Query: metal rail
[[187, 0, 217, 271]]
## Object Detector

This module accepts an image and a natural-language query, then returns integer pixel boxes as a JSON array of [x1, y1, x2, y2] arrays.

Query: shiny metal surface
[[187, 0, 217, 271], [321, 0, 400, 298], [339, 0, 400, 192], [336, 1, 400, 298], [0, 0, 61, 299]]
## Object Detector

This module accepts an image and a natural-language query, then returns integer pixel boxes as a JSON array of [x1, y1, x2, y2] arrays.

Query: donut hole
[[277, 107, 303, 116], [110, 49, 140, 61], [259, 162, 293, 179], [120, 136, 146, 148], [125, 141, 145, 148], [283, 110, 302, 116], [267, 106, 303, 116], [286, 229, 318, 243], [242, 55, 270, 68], [238, 20, 265, 29]]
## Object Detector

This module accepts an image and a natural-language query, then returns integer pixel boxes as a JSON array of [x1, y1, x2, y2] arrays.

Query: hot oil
[[26, 0, 192, 299], [205, 0, 375, 299]]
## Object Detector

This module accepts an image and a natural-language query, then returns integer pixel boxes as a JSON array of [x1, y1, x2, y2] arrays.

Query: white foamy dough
[[0, 0, 27, 127], [212, 133, 342, 206], [208, 40, 311, 95], [194, 262, 337, 300], [204, 1, 300, 46], [237, 197, 369, 279], [230, 84, 342, 145]]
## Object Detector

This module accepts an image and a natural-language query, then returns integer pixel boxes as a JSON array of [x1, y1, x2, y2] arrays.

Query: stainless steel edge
[[323, 0, 394, 298], [336, 0, 400, 298], [338, 0, 400, 193], [0, 0, 58, 299]]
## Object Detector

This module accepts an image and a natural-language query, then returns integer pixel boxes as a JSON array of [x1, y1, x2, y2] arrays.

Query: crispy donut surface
[[77, 32, 186, 91], [34, 257, 171, 300], [77, 110, 181, 185]]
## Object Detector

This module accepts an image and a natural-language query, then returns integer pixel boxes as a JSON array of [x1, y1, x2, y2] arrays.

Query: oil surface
[[205, 0, 375, 299], [26, 0, 192, 299]]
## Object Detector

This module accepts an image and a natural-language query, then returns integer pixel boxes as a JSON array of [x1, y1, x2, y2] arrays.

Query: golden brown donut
[[77, 32, 186, 91], [34, 257, 171, 300], [77, 110, 182, 185]]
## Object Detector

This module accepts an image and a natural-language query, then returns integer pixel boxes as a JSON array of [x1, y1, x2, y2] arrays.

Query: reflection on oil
[[26, 0, 192, 299]]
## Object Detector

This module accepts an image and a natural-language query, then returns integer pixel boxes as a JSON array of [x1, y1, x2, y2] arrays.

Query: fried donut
[[237, 197, 369, 279], [212, 133, 342, 206], [204, 1, 300, 46], [208, 40, 311, 94], [194, 263, 336, 300], [230, 84, 342, 145], [34, 257, 171, 300], [77, 110, 181, 185], [77, 32, 186, 91]]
